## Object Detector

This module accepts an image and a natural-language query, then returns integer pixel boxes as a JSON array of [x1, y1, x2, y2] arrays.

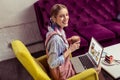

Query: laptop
[[71, 37, 103, 73]]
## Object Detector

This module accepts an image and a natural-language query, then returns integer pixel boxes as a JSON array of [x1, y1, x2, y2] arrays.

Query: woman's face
[[54, 8, 69, 28]]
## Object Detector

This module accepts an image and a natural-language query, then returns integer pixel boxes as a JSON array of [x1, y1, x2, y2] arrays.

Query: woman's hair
[[50, 4, 67, 18], [50, 4, 68, 29]]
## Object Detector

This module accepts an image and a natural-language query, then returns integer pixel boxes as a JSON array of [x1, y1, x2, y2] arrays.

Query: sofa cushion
[[101, 21, 120, 37], [75, 24, 116, 42], [85, 0, 118, 20], [64, 27, 88, 47]]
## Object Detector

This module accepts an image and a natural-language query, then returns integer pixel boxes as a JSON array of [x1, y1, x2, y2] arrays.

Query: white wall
[[0, 0, 36, 27], [0, 0, 45, 61]]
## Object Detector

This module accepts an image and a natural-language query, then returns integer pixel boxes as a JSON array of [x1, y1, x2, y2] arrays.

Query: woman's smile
[[55, 8, 69, 28]]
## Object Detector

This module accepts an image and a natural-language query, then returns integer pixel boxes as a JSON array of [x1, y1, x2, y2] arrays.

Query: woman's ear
[[51, 16, 56, 23]]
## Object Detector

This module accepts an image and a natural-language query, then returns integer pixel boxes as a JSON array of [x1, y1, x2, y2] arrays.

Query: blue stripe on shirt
[[46, 35, 67, 68]]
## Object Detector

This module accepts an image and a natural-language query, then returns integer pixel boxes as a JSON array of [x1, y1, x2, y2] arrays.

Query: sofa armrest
[[67, 68, 99, 80]]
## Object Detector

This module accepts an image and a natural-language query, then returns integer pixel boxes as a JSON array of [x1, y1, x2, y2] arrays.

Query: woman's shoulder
[[50, 34, 62, 41]]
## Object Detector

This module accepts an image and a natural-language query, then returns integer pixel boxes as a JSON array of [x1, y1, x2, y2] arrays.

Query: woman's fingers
[[69, 42, 80, 52], [95, 65, 101, 74]]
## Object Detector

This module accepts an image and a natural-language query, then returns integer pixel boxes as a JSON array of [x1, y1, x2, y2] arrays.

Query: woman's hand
[[64, 36, 80, 58], [95, 65, 101, 74], [63, 41, 80, 58], [68, 36, 80, 44], [69, 41, 80, 52]]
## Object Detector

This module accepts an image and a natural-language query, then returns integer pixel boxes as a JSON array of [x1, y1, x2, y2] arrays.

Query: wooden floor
[[0, 57, 106, 80], [0, 58, 33, 80], [99, 72, 106, 80]]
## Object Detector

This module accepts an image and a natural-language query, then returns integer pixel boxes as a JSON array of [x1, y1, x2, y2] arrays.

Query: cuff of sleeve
[[60, 55, 65, 64]]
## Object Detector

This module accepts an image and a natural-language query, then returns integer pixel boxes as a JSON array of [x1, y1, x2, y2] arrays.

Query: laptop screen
[[88, 37, 103, 65]]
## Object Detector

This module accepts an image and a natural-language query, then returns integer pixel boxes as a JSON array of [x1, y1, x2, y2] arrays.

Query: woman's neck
[[55, 23, 63, 31]]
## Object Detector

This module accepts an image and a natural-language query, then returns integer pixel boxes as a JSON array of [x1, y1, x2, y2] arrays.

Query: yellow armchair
[[11, 40, 99, 80]]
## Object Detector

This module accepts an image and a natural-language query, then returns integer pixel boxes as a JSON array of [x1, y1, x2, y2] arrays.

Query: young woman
[[45, 4, 101, 80]]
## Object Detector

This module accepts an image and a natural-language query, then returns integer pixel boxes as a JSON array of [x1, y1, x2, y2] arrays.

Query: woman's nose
[[64, 15, 69, 20]]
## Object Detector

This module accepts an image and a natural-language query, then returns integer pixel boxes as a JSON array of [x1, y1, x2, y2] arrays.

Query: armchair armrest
[[11, 40, 51, 80], [67, 68, 99, 80], [36, 55, 50, 72]]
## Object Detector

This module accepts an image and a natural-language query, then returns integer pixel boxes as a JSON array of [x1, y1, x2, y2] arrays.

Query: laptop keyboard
[[79, 55, 95, 69]]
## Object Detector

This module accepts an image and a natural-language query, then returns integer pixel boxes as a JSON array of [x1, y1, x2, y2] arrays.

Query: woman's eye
[[59, 15, 64, 18], [59, 14, 69, 18]]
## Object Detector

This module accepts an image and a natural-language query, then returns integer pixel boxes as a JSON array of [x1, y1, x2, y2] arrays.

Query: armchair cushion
[[67, 68, 98, 80]]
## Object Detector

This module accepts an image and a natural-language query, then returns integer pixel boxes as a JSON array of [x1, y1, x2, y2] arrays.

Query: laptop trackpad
[[71, 57, 85, 73]]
